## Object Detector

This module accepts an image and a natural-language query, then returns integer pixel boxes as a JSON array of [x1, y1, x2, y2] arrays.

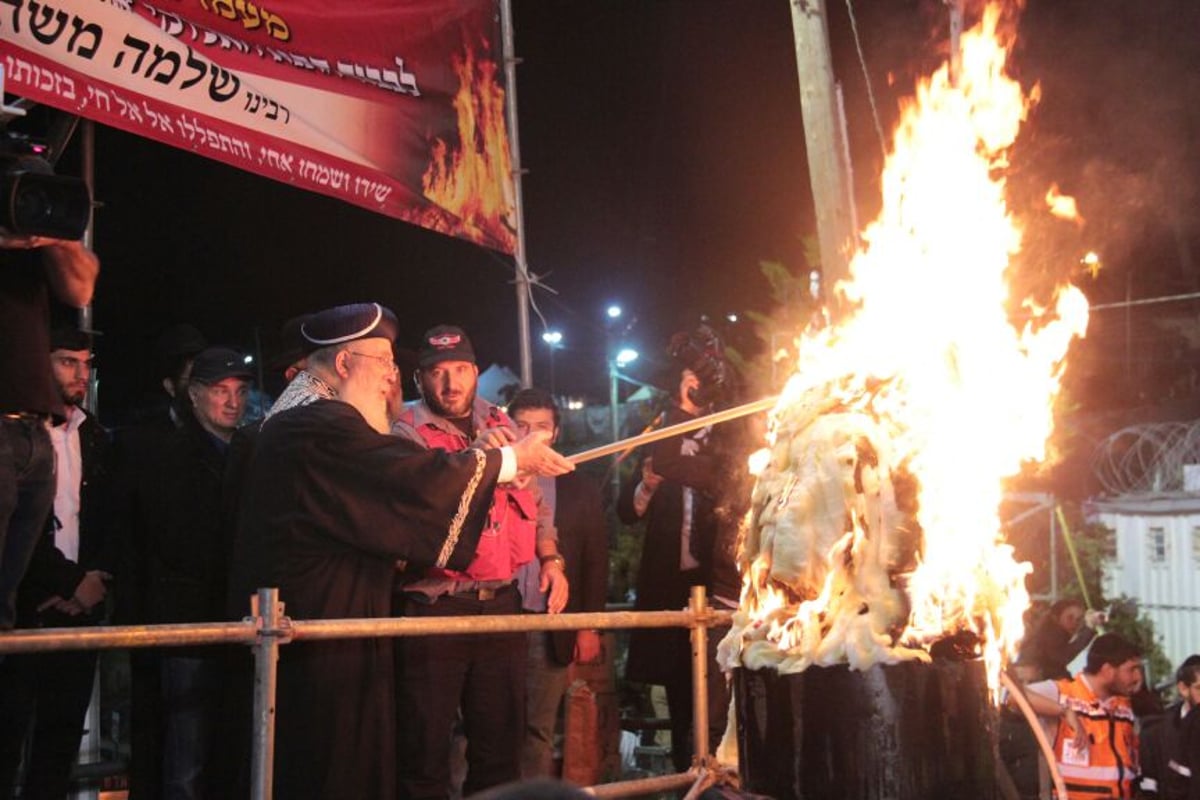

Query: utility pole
[[947, 0, 965, 85], [789, 0, 855, 294]]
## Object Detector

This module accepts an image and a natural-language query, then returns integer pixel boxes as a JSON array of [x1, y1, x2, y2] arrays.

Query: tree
[[1010, 501, 1172, 685], [740, 238, 825, 394]]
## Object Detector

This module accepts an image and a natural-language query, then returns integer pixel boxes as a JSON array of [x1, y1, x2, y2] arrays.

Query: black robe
[[234, 400, 501, 800]]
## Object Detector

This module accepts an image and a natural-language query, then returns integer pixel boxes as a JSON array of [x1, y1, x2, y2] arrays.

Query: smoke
[[1010, 0, 1200, 294]]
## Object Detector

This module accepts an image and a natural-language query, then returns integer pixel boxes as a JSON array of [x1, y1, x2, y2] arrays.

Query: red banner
[[1, 0, 517, 253]]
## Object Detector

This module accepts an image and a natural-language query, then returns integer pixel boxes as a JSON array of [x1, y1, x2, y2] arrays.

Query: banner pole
[[500, 0, 534, 388]]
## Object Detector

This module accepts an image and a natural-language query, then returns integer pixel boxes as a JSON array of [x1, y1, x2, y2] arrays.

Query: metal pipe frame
[[689, 587, 711, 764], [0, 609, 732, 654], [251, 588, 286, 800], [0, 588, 729, 799]]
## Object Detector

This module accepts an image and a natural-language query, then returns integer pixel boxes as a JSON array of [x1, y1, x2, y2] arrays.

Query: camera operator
[[653, 325, 752, 608], [619, 326, 755, 769], [0, 231, 99, 630]]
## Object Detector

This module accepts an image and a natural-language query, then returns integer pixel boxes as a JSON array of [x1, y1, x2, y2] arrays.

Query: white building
[[1086, 493, 1200, 672]]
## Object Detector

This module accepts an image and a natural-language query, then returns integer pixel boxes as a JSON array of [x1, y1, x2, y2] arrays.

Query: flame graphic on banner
[[720, 5, 1089, 690], [414, 45, 517, 254]]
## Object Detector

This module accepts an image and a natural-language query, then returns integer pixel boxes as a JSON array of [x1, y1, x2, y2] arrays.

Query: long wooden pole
[[1000, 671, 1069, 800], [567, 395, 779, 465], [1055, 505, 1095, 611]]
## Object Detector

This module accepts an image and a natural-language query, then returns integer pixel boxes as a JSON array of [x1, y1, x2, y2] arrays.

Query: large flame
[[410, 44, 517, 253], [721, 5, 1088, 690]]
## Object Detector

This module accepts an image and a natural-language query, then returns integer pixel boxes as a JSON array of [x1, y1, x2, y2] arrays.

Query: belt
[[448, 582, 515, 601], [1, 412, 50, 423]]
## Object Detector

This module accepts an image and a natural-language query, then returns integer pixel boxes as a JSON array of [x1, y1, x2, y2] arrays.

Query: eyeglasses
[[346, 350, 398, 373], [52, 355, 94, 371]]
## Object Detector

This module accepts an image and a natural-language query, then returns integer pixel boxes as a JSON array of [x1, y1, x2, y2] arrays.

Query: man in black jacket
[[509, 388, 609, 779], [1024, 598, 1105, 681], [619, 359, 754, 771], [0, 324, 114, 799], [0, 236, 99, 632], [1141, 655, 1200, 799], [128, 346, 252, 799]]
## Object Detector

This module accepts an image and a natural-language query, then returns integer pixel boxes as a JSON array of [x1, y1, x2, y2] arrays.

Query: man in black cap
[[0, 323, 115, 799], [392, 324, 569, 799], [125, 345, 253, 798], [234, 304, 572, 800]]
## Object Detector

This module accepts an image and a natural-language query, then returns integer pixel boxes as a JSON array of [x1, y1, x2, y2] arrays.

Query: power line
[[843, 0, 888, 160], [1089, 290, 1200, 311]]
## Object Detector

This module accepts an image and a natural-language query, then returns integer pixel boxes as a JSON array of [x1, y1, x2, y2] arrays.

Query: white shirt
[[48, 407, 84, 563], [679, 426, 710, 572]]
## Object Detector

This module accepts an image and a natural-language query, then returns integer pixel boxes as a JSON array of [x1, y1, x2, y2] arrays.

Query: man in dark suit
[[617, 361, 753, 772], [616, 369, 720, 773], [509, 388, 609, 779]]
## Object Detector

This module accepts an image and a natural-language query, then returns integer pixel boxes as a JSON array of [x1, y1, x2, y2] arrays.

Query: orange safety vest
[[1053, 674, 1139, 799]]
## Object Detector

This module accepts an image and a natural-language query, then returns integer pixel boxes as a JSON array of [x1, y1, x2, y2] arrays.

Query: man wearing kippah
[[392, 324, 568, 799], [234, 304, 572, 800]]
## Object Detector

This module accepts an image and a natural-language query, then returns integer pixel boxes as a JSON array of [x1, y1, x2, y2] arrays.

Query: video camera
[[667, 323, 731, 409], [1, 130, 90, 240]]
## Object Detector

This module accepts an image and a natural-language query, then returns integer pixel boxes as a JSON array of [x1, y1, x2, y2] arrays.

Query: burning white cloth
[[719, 386, 928, 674]]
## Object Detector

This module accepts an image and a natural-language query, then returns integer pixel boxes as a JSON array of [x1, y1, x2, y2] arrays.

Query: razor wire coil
[[1091, 420, 1200, 496]]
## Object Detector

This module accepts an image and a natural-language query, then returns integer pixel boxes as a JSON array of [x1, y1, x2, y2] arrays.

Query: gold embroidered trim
[[436, 448, 487, 568]]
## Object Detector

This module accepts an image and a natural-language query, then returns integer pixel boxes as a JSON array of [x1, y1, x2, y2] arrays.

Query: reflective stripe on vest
[[1059, 764, 1123, 781]]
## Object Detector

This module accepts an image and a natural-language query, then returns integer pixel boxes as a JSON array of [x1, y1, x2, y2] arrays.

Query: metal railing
[[0, 586, 733, 799]]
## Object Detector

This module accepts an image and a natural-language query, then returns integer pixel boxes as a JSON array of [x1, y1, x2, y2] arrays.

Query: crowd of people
[[1003, 602, 1200, 800], [5, 236, 1200, 800], [0, 233, 603, 799], [0, 227, 748, 800]]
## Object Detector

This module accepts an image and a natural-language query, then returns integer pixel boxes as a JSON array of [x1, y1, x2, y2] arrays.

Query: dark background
[[19, 1, 1200, 447]]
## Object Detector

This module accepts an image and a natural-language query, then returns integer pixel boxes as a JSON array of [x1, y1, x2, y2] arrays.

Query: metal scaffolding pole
[[0, 593, 732, 799], [499, 0, 533, 387], [251, 588, 286, 800], [689, 587, 711, 764]]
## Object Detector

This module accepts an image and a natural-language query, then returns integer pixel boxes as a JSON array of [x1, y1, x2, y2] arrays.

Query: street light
[[604, 303, 635, 496], [609, 347, 639, 443], [541, 330, 563, 395]]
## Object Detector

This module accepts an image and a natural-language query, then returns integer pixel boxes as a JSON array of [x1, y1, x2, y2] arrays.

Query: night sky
[[32, 0, 1200, 420]]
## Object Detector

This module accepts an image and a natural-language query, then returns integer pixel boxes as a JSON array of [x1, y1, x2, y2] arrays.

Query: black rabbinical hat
[[301, 302, 399, 353]]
